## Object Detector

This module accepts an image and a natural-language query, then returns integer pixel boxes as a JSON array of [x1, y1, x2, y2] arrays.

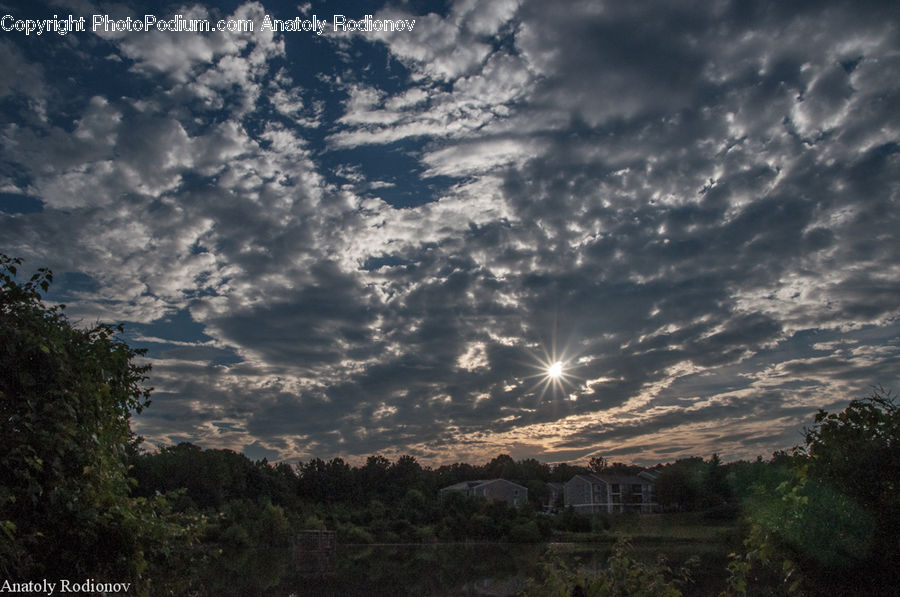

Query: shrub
[[0, 255, 194, 593]]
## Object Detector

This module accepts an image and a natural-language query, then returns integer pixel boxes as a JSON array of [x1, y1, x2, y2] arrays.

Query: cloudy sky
[[2, 0, 898, 466]]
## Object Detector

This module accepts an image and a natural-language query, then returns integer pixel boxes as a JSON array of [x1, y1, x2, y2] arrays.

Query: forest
[[2, 255, 898, 596]]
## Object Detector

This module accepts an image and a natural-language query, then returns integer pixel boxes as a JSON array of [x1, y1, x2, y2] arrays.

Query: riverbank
[[552, 510, 741, 545]]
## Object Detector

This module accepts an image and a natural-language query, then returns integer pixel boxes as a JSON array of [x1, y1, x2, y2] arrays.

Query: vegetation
[[527, 539, 697, 597], [0, 255, 200, 594], [1, 255, 896, 595], [728, 389, 899, 595]]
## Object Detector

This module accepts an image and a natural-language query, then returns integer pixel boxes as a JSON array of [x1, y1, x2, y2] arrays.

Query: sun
[[547, 361, 564, 379], [519, 337, 585, 403]]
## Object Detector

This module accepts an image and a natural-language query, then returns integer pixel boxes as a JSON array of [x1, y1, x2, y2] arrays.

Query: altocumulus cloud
[[1, 0, 898, 465]]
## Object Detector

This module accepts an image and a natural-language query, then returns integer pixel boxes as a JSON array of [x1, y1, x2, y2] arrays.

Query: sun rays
[[521, 343, 586, 403]]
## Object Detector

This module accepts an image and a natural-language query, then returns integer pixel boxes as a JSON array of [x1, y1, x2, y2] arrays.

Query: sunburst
[[521, 345, 584, 403], [548, 361, 564, 379]]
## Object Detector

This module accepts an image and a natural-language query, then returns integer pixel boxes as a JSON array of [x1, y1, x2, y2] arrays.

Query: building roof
[[638, 470, 658, 482], [440, 478, 527, 491], [567, 473, 654, 486]]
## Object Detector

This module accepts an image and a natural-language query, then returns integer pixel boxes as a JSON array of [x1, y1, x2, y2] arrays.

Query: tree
[[588, 456, 642, 476], [654, 458, 705, 511], [588, 456, 609, 474], [732, 390, 900, 595], [0, 255, 188, 590], [549, 462, 588, 482], [389, 455, 424, 499], [799, 389, 898, 516], [359, 454, 392, 500], [518, 457, 551, 482], [130, 443, 265, 509], [299, 456, 355, 503], [484, 453, 518, 478]]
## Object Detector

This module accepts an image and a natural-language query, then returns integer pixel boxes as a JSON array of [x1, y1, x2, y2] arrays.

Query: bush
[[732, 390, 900, 595], [508, 520, 542, 543], [0, 256, 193, 593], [590, 513, 612, 532], [527, 539, 694, 596], [337, 522, 374, 544], [554, 507, 592, 533]]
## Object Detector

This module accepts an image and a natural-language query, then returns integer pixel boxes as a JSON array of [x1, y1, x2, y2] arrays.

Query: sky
[[2, 0, 898, 466]]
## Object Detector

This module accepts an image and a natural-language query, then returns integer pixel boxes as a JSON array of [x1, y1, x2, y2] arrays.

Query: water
[[190, 541, 732, 596]]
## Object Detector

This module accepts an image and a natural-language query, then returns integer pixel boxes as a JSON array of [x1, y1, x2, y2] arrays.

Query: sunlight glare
[[548, 361, 564, 379]]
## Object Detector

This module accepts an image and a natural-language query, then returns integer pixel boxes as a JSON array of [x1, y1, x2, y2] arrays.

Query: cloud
[[373, 0, 521, 81], [0, 39, 46, 120], [1, 0, 898, 466]]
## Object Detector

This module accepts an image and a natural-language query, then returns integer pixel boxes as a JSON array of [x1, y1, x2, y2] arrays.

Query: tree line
[[2, 255, 897, 596]]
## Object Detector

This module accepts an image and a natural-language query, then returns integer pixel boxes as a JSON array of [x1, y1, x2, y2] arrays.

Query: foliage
[[554, 506, 594, 533], [130, 442, 300, 511], [336, 521, 375, 544], [0, 255, 195, 593], [549, 462, 590, 483], [588, 456, 609, 473], [527, 539, 696, 597], [654, 455, 732, 512], [729, 389, 900, 595], [589, 456, 643, 476], [799, 389, 898, 516]]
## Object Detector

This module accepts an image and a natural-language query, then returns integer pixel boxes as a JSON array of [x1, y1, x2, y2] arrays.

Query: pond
[[192, 540, 733, 596]]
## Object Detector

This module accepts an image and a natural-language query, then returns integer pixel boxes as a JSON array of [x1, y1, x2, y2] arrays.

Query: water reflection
[[304, 543, 546, 596], [191, 542, 728, 596]]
